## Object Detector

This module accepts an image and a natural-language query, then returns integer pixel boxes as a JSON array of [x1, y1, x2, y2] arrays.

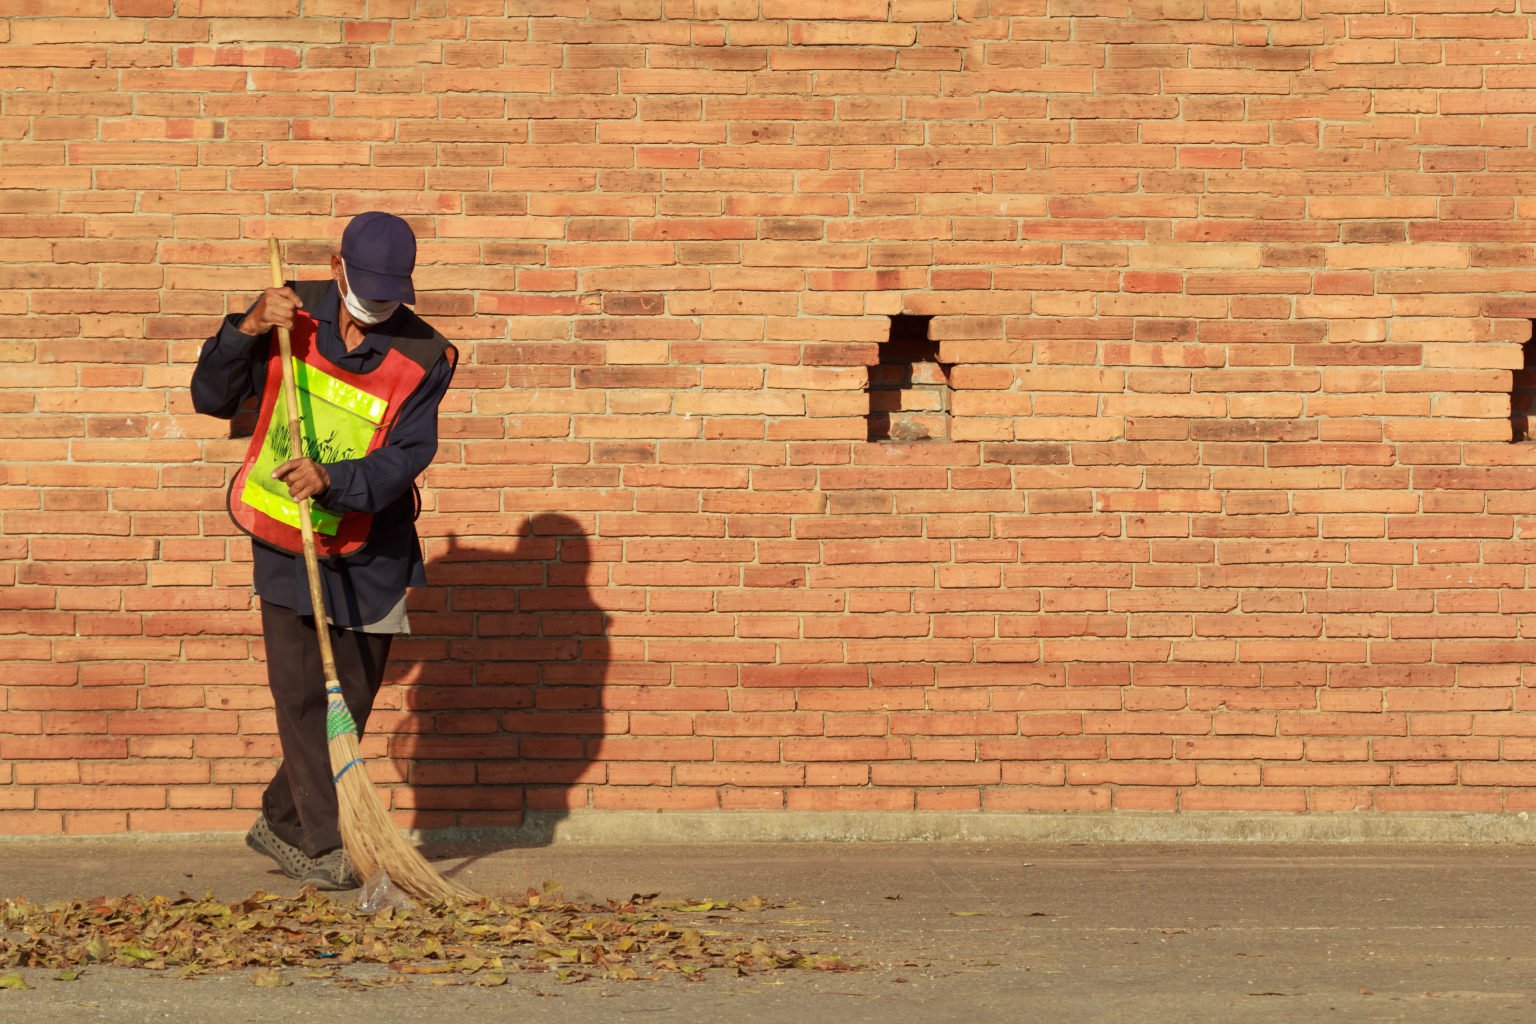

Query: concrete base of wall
[[6, 811, 1536, 846], [418, 810, 1536, 846]]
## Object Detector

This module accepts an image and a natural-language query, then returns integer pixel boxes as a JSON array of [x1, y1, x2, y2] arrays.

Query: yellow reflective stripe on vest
[[291, 359, 387, 425], [241, 475, 345, 536]]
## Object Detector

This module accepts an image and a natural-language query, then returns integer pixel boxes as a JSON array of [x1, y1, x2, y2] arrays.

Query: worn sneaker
[[303, 848, 360, 891], [245, 815, 314, 881]]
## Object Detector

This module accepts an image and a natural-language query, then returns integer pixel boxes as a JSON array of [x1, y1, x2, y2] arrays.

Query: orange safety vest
[[227, 280, 450, 559]]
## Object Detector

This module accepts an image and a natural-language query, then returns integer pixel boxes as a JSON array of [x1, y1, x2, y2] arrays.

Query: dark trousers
[[259, 602, 393, 858]]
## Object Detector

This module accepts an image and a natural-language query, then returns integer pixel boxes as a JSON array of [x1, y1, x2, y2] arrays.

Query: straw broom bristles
[[268, 235, 476, 907], [327, 693, 478, 904]]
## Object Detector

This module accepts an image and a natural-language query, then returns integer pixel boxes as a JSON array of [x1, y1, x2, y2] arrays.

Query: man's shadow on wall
[[385, 513, 610, 856]]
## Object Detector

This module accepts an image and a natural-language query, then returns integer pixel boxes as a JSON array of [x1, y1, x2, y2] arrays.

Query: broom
[[266, 235, 475, 905]]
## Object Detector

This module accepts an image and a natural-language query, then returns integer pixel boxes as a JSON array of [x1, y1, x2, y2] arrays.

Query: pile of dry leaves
[[0, 884, 854, 990]]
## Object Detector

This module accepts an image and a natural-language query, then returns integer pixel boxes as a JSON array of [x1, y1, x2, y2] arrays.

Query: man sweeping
[[191, 212, 457, 890]]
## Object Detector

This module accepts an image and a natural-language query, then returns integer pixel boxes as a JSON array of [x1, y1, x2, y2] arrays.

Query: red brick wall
[[5, 2, 1536, 836]]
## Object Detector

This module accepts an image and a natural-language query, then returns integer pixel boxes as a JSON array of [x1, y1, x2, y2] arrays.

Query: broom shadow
[[384, 513, 610, 876]]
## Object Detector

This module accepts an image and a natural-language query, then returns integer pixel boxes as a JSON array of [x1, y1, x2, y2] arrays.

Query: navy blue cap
[[340, 211, 416, 303]]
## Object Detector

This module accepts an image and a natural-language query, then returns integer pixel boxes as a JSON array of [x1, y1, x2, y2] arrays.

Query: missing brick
[[1512, 324, 1536, 442], [867, 315, 952, 442]]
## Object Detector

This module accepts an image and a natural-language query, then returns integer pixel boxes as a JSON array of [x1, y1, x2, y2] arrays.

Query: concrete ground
[[3, 837, 1536, 1023]]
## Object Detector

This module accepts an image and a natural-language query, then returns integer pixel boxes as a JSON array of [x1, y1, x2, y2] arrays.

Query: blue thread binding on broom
[[325, 686, 364, 782]]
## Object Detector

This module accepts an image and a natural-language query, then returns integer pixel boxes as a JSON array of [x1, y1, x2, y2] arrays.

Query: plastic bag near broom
[[266, 236, 475, 906]]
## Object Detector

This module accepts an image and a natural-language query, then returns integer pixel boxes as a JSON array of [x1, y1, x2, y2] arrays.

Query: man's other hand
[[272, 459, 330, 502], [238, 286, 304, 337]]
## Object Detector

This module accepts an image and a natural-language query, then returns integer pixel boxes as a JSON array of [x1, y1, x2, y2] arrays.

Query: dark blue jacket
[[191, 281, 456, 626]]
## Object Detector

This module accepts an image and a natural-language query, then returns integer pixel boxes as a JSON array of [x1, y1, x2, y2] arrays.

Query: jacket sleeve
[[317, 351, 456, 515], [191, 311, 266, 420]]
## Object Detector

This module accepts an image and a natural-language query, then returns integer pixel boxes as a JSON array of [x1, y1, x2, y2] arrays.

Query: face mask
[[339, 260, 401, 326]]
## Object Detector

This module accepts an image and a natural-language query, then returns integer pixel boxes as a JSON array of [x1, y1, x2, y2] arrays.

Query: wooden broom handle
[[268, 236, 341, 681]]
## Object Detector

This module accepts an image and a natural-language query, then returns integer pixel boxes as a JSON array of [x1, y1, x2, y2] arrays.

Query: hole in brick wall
[[867, 315, 951, 442], [1512, 323, 1536, 442]]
